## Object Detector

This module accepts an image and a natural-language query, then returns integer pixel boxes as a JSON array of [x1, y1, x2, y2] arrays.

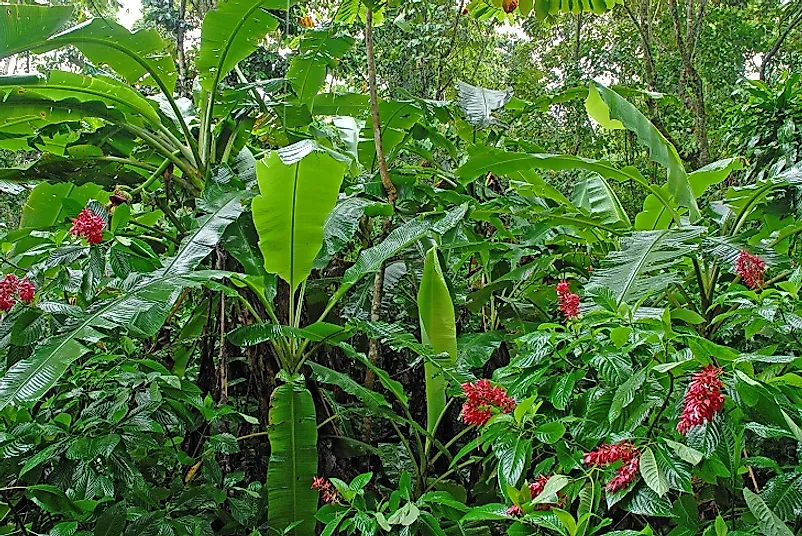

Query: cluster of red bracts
[[311, 477, 340, 504], [506, 474, 564, 517], [556, 280, 580, 320], [677, 365, 725, 434], [460, 379, 516, 426], [0, 274, 35, 312], [735, 250, 766, 290], [584, 441, 640, 493], [70, 208, 106, 245]]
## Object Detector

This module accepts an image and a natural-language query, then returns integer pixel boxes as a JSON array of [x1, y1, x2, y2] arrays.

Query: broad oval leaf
[[252, 145, 347, 292]]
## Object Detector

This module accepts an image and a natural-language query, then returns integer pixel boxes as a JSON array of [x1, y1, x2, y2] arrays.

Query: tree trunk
[[760, 2, 802, 81], [667, 0, 712, 166], [176, 0, 188, 96]]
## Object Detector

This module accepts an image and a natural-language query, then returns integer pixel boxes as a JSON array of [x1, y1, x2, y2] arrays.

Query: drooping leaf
[[308, 362, 391, 411], [639, 447, 669, 497], [267, 382, 318, 536], [587, 82, 699, 221], [252, 143, 347, 292], [287, 31, 354, 105], [0, 72, 161, 127], [37, 19, 177, 92], [197, 0, 293, 92], [0, 3, 72, 57], [313, 196, 390, 270], [456, 80, 512, 128], [331, 204, 468, 302], [572, 173, 631, 227]]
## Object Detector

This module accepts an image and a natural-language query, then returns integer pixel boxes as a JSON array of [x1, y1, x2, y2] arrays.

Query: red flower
[[583, 442, 639, 466], [584, 441, 641, 493], [735, 250, 766, 289], [70, 208, 105, 245], [506, 505, 523, 517], [0, 274, 36, 311], [312, 476, 340, 504], [461, 379, 516, 426], [677, 365, 725, 435], [529, 474, 561, 510], [556, 280, 570, 295], [605, 457, 640, 493], [556, 280, 580, 320], [528, 474, 550, 499], [17, 279, 35, 303]]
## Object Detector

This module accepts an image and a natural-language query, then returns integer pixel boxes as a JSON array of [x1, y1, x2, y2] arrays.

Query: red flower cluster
[[0, 274, 36, 311], [584, 441, 641, 493], [677, 365, 725, 435], [735, 250, 766, 289], [583, 442, 639, 465], [528, 474, 566, 510], [556, 280, 580, 320], [70, 208, 105, 245], [606, 457, 640, 493], [461, 379, 516, 426], [505, 504, 523, 517], [528, 474, 550, 498], [311, 476, 339, 504]]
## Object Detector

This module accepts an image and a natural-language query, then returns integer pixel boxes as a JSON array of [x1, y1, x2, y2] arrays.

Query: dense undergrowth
[[1, 0, 802, 535]]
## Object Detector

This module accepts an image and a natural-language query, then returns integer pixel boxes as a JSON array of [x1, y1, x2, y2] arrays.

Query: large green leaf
[[530, 0, 622, 20], [586, 82, 699, 221], [572, 174, 631, 227], [0, 72, 161, 127], [456, 145, 679, 221], [267, 382, 318, 536], [0, 90, 128, 135], [689, 157, 744, 198], [586, 227, 704, 307], [161, 185, 247, 275], [287, 32, 354, 105], [32, 19, 177, 93], [744, 488, 794, 536], [20, 182, 109, 229], [197, 0, 292, 92], [418, 247, 457, 434], [252, 143, 347, 292], [0, 3, 72, 57], [456, 80, 512, 129]]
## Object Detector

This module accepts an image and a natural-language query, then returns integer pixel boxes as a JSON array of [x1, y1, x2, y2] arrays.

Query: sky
[[118, 0, 142, 29]]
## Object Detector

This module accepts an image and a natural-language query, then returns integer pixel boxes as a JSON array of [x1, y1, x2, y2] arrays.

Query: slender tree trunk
[[362, 6, 397, 443], [760, 2, 802, 81], [177, 0, 188, 96], [667, 0, 711, 166]]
